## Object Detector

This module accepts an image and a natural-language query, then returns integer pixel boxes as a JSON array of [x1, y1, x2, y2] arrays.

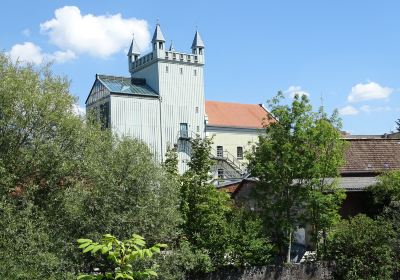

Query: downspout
[[159, 95, 163, 162]]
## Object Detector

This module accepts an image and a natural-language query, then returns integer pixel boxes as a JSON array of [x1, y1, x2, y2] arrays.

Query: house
[[86, 24, 273, 177], [206, 101, 274, 181], [219, 135, 400, 218]]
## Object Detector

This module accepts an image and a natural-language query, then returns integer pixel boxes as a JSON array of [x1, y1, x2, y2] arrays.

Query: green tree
[[77, 234, 166, 280], [369, 171, 400, 277], [305, 110, 346, 257], [226, 208, 273, 266], [248, 92, 345, 262], [0, 53, 182, 279], [180, 137, 231, 268], [327, 214, 396, 280]]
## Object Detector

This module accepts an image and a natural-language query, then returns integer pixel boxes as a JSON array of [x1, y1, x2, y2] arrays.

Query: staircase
[[210, 148, 247, 179], [175, 130, 248, 180]]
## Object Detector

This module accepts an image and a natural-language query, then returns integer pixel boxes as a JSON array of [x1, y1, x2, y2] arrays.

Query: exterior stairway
[[175, 130, 248, 180]]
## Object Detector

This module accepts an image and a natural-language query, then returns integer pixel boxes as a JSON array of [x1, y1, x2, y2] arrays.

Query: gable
[[86, 79, 110, 106]]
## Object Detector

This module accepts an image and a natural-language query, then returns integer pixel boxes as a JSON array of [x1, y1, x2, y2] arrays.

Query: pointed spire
[[127, 34, 140, 56], [151, 23, 165, 43], [191, 30, 205, 49], [169, 41, 175, 51]]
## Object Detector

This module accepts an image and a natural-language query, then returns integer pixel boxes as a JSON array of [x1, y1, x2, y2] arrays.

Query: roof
[[97, 75, 158, 97], [191, 30, 205, 49], [205, 101, 274, 129], [327, 177, 378, 191], [151, 24, 165, 43], [127, 36, 140, 55], [341, 138, 400, 174], [216, 180, 242, 194]]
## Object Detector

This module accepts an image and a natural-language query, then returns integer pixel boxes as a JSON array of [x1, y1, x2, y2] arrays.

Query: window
[[218, 168, 224, 179], [99, 101, 110, 129], [180, 68, 183, 74], [194, 69, 197, 76], [237, 147, 243, 160], [180, 123, 188, 138], [196, 126, 200, 132], [217, 146, 223, 157], [195, 107, 199, 113], [158, 42, 163, 50], [199, 48, 203, 55], [166, 66, 169, 73]]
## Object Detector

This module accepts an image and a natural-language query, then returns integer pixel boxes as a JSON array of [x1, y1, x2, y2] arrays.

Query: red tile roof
[[341, 138, 400, 174], [205, 101, 274, 129]]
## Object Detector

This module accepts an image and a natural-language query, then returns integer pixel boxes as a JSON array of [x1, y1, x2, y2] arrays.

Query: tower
[[128, 23, 206, 172]]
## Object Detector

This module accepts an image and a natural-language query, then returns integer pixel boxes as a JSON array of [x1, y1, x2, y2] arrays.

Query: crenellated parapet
[[128, 23, 205, 74]]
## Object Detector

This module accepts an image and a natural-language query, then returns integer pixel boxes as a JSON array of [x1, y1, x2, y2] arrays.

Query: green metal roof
[[97, 75, 158, 97]]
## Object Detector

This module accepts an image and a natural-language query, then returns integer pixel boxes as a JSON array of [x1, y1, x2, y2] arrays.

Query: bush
[[326, 214, 396, 280]]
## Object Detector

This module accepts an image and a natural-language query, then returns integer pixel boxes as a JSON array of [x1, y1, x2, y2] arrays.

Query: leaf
[[79, 242, 92, 249], [92, 244, 104, 253], [101, 246, 109, 254], [131, 233, 144, 240], [77, 238, 92, 244], [83, 244, 96, 253]]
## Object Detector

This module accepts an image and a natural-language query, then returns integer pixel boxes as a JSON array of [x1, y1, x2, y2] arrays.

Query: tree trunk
[[286, 229, 292, 263]]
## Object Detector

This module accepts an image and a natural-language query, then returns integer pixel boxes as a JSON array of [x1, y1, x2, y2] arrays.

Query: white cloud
[[339, 105, 359, 116], [359, 105, 391, 114], [285, 86, 310, 98], [8, 42, 76, 64], [8, 42, 44, 64], [40, 6, 150, 58], [348, 82, 393, 103], [49, 50, 76, 63]]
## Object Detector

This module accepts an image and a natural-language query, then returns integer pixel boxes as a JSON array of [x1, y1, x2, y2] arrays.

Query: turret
[[191, 30, 205, 63], [152, 23, 166, 58], [127, 34, 141, 74]]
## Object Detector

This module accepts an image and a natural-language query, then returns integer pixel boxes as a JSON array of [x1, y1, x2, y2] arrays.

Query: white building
[[86, 24, 272, 177]]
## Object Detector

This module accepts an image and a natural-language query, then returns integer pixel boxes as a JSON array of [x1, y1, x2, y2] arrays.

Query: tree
[[326, 214, 396, 280], [305, 109, 346, 257], [226, 208, 273, 266], [179, 137, 231, 268], [248, 92, 346, 262], [77, 233, 166, 279], [369, 171, 400, 277], [0, 53, 182, 279]]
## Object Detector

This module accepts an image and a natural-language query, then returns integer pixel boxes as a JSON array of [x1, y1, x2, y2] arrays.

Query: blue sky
[[1, 0, 399, 134]]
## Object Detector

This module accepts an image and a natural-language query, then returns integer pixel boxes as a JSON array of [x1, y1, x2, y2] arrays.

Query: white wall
[[207, 126, 262, 163], [110, 95, 162, 161]]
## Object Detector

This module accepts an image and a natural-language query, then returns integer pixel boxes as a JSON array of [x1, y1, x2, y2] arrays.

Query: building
[[86, 24, 272, 176], [206, 101, 274, 181]]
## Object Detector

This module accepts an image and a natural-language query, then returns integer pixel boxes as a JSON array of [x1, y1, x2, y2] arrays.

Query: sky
[[1, 0, 399, 134]]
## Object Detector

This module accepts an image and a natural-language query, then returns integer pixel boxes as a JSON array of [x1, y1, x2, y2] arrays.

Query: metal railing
[[210, 148, 246, 176]]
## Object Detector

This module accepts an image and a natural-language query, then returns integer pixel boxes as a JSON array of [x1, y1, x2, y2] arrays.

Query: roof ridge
[[206, 100, 263, 106]]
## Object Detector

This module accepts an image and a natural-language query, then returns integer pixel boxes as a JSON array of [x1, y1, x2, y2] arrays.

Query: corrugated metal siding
[[158, 61, 205, 173], [110, 95, 162, 161]]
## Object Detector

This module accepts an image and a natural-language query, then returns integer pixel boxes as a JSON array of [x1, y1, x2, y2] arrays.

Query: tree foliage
[[248, 92, 346, 262], [0, 53, 181, 279], [327, 214, 396, 280], [180, 137, 231, 267], [77, 234, 166, 280]]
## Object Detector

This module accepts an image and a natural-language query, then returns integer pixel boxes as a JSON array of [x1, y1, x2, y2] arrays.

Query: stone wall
[[192, 262, 333, 280]]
